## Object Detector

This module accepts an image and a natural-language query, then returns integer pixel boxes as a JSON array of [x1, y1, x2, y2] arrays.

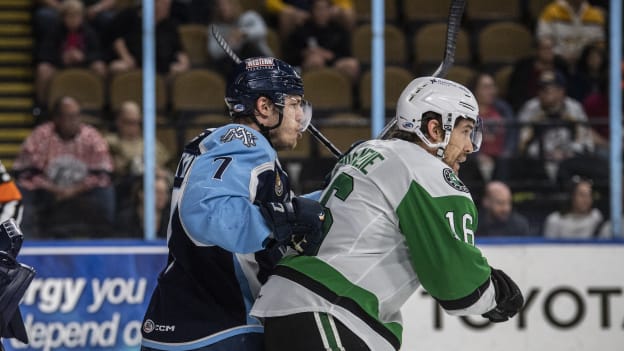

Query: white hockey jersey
[[251, 138, 497, 351]]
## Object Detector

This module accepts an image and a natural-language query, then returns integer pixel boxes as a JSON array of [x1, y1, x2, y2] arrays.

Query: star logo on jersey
[[443, 168, 469, 193], [220, 127, 257, 147]]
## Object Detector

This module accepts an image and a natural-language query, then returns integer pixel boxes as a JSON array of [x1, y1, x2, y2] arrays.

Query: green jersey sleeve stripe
[[278, 256, 402, 347], [396, 181, 491, 300]]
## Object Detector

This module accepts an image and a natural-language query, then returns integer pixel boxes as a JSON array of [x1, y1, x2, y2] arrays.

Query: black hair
[[387, 111, 442, 142]]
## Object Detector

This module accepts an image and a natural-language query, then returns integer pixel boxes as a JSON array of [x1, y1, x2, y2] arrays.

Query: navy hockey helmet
[[225, 57, 304, 118]]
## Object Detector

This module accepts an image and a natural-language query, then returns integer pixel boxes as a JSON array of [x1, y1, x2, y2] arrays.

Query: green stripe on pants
[[315, 312, 344, 351]]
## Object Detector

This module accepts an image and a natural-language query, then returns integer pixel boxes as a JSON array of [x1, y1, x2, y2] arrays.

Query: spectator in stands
[[468, 72, 516, 181], [108, 0, 190, 76], [543, 176, 604, 238], [35, 0, 107, 107], [508, 35, 569, 112], [536, 0, 605, 71], [105, 101, 171, 210], [13, 96, 115, 238], [208, 0, 273, 76], [581, 79, 609, 145], [284, 0, 360, 83], [517, 69, 594, 181], [478, 181, 531, 237], [568, 41, 608, 102], [265, 0, 355, 39], [105, 101, 172, 180], [569, 42, 610, 157], [34, 0, 118, 43], [115, 167, 172, 238]]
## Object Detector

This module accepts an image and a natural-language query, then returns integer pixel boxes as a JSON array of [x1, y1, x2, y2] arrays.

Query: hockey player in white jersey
[[251, 77, 524, 351]]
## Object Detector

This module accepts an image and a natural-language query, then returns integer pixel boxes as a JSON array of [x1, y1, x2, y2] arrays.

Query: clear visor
[[299, 99, 313, 132], [282, 96, 313, 132], [471, 116, 483, 152]]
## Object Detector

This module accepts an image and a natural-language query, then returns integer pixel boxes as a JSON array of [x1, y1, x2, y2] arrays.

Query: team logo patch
[[143, 319, 155, 333], [143, 319, 176, 333], [275, 172, 283, 196], [443, 168, 469, 193], [221, 127, 257, 147], [233, 103, 246, 112]]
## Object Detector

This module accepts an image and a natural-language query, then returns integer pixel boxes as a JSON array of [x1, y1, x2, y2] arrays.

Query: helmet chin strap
[[253, 106, 285, 143], [435, 129, 452, 158]]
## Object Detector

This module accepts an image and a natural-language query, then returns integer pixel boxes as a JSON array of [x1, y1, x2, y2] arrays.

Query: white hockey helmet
[[385, 76, 482, 155]]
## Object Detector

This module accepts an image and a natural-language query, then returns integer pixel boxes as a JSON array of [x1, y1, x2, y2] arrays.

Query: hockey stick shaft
[[307, 124, 342, 157], [432, 0, 466, 78], [377, 0, 466, 139], [211, 25, 242, 64], [210, 25, 342, 158]]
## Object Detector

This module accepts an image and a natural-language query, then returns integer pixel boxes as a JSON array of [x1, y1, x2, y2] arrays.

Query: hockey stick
[[377, 0, 466, 139], [210, 25, 343, 158], [211, 25, 241, 65], [307, 124, 341, 157], [431, 0, 466, 78]]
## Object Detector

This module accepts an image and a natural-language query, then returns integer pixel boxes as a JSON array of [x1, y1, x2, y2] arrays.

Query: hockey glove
[[260, 197, 325, 255], [0, 219, 24, 258], [482, 267, 524, 323], [0, 250, 35, 343]]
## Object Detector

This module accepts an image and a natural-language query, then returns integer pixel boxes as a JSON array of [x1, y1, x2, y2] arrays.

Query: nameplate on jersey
[[220, 127, 257, 148]]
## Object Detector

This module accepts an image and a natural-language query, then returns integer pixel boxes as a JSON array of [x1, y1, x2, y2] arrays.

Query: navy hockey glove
[[0, 250, 35, 343], [482, 267, 524, 323], [0, 219, 24, 259], [260, 197, 325, 255]]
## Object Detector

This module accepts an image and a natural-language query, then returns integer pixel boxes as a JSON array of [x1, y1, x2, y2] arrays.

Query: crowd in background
[[9, 0, 623, 239]]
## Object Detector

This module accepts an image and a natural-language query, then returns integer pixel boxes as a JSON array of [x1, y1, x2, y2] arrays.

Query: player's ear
[[426, 119, 443, 142], [254, 96, 273, 121]]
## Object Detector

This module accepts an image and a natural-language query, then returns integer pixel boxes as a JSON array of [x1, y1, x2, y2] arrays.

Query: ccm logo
[[143, 319, 176, 333]]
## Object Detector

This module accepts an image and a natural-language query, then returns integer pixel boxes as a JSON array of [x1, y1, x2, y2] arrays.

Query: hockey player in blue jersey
[[140, 57, 325, 351]]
